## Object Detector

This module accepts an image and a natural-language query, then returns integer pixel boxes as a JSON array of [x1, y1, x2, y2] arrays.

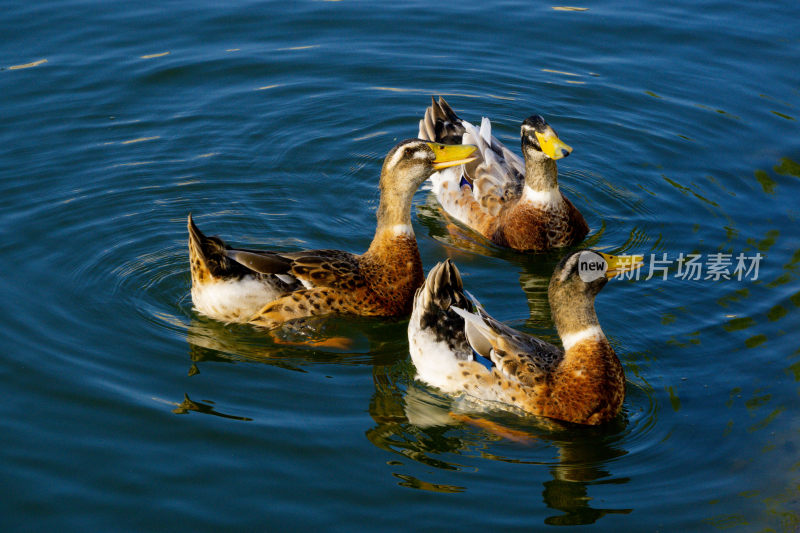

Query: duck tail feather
[[412, 259, 473, 359], [419, 96, 467, 145], [424, 259, 466, 311], [187, 213, 245, 280], [414, 260, 470, 325]]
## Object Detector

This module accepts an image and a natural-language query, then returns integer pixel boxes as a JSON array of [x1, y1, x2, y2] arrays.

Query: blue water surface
[[2, 0, 799, 530]]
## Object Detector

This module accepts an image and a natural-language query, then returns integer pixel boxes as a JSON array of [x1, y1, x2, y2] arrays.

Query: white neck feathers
[[389, 224, 414, 237], [521, 185, 562, 208], [561, 325, 605, 352]]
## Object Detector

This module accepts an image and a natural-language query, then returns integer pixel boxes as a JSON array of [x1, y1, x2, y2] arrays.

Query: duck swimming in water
[[418, 97, 589, 251], [408, 250, 642, 425], [188, 139, 477, 329]]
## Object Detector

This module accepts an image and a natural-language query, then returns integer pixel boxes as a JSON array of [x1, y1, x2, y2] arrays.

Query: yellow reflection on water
[[552, 6, 589, 11], [8, 58, 47, 70], [276, 45, 320, 51], [140, 52, 170, 59], [755, 169, 776, 194], [543, 69, 586, 84], [543, 68, 581, 77], [353, 131, 388, 141], [121, 136, 160, 145], [111, 161, 158, 168]]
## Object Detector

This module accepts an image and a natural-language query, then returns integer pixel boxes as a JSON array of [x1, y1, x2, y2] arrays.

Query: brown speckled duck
[[408, 250, 642, 425], [188, 139, 476, 329], [418, 97, 589, 251]]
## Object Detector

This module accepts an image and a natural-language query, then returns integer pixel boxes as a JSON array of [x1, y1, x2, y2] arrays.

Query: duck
[[407, 249, 642, 425], [188, 139, 477, 329], [418, 96, 589, 251]]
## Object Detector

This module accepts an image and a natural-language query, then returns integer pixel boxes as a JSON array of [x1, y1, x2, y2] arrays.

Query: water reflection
[[773, 157, 800, 178], [186, 318, 312, 373], [169, 393, 253, 421], [367, 366, 469, 474], [367, 364, 633, 525], [415, 194, 500, 257], [183, 314, 407, 373]]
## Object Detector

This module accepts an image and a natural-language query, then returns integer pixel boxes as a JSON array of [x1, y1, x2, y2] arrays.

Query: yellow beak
[[534, 130, 572, 160], [427, 142, 478, 170], [599, 252, 644, 279]]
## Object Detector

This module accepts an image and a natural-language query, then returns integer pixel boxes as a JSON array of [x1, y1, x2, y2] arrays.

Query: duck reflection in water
[[367, 364, 632, 526]]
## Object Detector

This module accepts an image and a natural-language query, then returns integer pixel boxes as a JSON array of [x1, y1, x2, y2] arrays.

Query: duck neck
[[551, 293, 606, 353], [524, 153, 559, 192], [362, 183, 423, 314], [365, 174, 418, 261], [374, 190, 414, 238], [370, 167, 418, 245]]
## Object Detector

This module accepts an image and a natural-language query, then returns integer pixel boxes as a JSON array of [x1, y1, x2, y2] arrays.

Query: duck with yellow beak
[[408, 249, 643, 425], [419, 97, 589, 251], [188, 139, 477, 329]]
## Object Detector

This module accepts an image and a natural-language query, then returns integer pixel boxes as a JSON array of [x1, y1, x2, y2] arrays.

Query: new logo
[[578, 250, 607, 282]]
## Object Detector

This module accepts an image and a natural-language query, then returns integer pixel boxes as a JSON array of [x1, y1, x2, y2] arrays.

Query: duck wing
[[451, 292, 563, 387], [224, 249, 294, 274], [227, 248, 362, 290], [189, 214, 362, 292], [279, 250, 363, 289]]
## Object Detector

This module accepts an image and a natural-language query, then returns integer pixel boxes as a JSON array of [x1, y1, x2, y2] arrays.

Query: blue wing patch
[[459, 174, 472, 189], [472, 349, 494, 371]]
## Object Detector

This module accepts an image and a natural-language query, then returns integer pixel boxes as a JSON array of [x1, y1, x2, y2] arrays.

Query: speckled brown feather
[[491, 193, 589, 251], [248, 231, 423, 328], [440, 320, 622, 425], [541, 337, 625, 425], [188, 215, 213, 286], [435, 179, 500, 236]]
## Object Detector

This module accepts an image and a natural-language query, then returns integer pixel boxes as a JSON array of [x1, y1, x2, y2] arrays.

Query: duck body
[[189, 216, 423, 326], [418, 97, 589, 252], [483, 187, 589, 251], [408, 251, 638, 425], [188, 139, 477, 329]]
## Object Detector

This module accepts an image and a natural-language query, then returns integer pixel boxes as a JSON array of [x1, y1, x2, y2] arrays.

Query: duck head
[[548, 249, 643, 335], [376, 139, 476, 228], [381, 139, 477, 187], [519, 115, 572, 191], [520, 115, 572, 161]]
